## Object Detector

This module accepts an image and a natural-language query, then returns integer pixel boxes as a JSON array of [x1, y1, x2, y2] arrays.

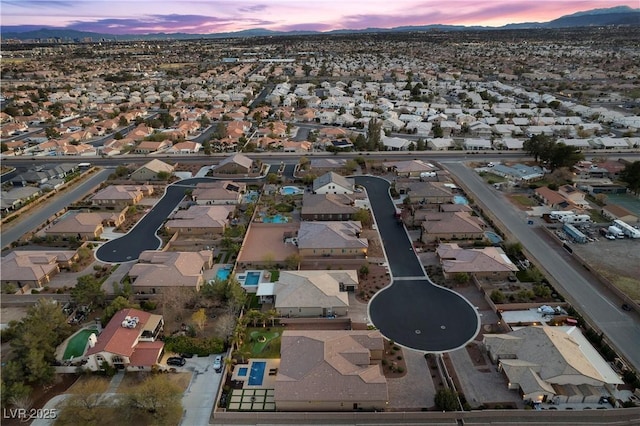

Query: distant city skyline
[[1, 1, 637, 35]]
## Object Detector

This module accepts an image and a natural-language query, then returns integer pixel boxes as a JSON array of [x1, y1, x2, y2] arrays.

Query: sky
[[1, 1, 637, 34]]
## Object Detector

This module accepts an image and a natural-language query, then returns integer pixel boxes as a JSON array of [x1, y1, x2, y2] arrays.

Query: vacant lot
[[572, 238, 640, 301]]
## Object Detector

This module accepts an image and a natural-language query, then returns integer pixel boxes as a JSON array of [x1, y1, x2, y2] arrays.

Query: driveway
[[181, 354, 224, 426], [355, 176, 479, 353], [387, 348, 435, 410]]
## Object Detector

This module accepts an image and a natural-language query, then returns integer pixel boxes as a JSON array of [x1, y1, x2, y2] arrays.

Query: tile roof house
[[164, 205, 235, 236], [130, 159, 175, 181], [273, 270, 357, 317], [298, 221, 368, 258], [534, 187, 573, 211], [90, 185, 154, 207], [308, 158, 347, 173], [421, 212, 486, 243], [301, 193, 359, 221], [483, 326, 623, 403], [275, 330, 388, 411], [128, 250, 213, 293], [166, 141, 202, 154], [436, 243, 518, 279], [211, 153, 254, 175], [1, 250, 78, 292], [397, 181, 453, 205], [312, 172, 355, 195], [85, 308, 164, 372], [191, 181, 245, 205], [134, 140, 170, 154], [46, 212, 104, 240], [382, 159, 438, 177]]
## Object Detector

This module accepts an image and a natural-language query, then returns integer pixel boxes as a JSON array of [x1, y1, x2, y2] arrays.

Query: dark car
[[180, 353, 194, 359], [622, 303, 632, 312], [167, 357, 186, 367]]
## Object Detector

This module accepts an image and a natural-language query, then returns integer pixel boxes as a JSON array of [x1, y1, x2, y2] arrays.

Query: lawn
[[587, 209, 609, 224], [240, 327, 284, 358], [479, 172, 507, 184], [118, 372, 192, 393], [509, 194, 538, 208]]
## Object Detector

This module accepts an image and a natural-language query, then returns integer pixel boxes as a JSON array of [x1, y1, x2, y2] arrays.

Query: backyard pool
[[237, 270, 263, 287], [280, 186, 304, 196], [248, 361, 267, 386], [216, 265, 233, 281], [453, 195, 469, 205], [485, 231, 503, 245], [238, 367, 248, 377], [261, 213, 288, 223], [63, 328, 98, 360]]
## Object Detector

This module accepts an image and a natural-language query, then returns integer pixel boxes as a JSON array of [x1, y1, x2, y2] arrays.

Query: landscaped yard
[[63, 328, 98, 360], [508, 194, 538, 209], [239, 327, 284, 359]]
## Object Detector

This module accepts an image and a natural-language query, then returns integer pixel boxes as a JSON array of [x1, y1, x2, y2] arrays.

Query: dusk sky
[[1, 1, 637, 34]]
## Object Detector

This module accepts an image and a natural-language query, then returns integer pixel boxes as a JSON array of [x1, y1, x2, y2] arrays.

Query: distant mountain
[[1, 6, 638, 42]]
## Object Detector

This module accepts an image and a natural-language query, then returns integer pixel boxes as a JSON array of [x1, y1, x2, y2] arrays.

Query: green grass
[[480, 172, 507, 184], [63, 328, 97, 360], [587, 209, 609, 224], [241, 327, 283, 358], [510, 195, 538, 207], [269, 270, 280, 282]]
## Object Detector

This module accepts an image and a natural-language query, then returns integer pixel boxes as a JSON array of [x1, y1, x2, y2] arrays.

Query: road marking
[[393, 276, 429, 281]]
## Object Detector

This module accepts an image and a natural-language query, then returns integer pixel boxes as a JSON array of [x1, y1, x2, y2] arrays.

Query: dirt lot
[[571, 238, 640, 301]]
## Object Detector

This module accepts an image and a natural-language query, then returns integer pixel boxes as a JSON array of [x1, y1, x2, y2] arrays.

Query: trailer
[[563, 223, 587, 243], [613, 219, 640, 239], [549, 211, 575, 221], [608, 225, 625, 238], [559, 214, 591, 224]]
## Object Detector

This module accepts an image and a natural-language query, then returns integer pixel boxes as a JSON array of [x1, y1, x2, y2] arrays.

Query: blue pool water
[[245, 271, 261, 286], [280, 186, 303, 195], [262, 214, 288, 223], [238, 367, 248, 377], [248, 361, 266, 386], [485, 231, 503, 245], [216, 268, 230, 281], [453, 195, 469, 205]]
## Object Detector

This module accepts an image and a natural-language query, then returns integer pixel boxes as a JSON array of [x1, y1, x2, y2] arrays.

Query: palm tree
[[266, 308, 279, 327]]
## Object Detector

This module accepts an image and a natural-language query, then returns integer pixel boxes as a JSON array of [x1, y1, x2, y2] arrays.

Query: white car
[[213, 355, 222, 373]]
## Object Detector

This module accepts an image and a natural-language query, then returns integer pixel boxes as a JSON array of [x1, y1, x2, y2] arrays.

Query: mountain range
[[1, 6, 638, 42]]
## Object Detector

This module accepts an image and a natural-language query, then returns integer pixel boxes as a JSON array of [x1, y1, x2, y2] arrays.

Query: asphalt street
[[443, 162, 640, 371], [95, 177, 214, 263], [1, 168, 112, 248], [355, 176, 479, 352]]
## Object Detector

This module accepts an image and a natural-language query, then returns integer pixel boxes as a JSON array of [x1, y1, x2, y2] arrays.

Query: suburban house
[[275, 330, 388, 411], [90, 185, 154, 207], [297, 221, 368, 258], [601, 204, 639, 223], [383, 159, 438, 177], [557, 185, 589, 208], [272, 270, 357, 317], [308, 158, 347, 174], [313, 172, 355, 195], [421, 211, 486, 243], [211, 153, 254, 175], [1, 250, 78, 292], [483, 326, 623, 404], [534, 187, 574, 211], [128, 250, 213, 293], [134, 140, 170, 154], [490, 163, 545, 183], [191, 181, 246, 205], [1, 187, 42, 213], [166, 141, 202, 154], [85, 308, 165, 372], [301, 193, 359, 221], [236, 223, 300, 268], [46, 212, 104, 240], [130, 159, 175, 182], [397, 181, 453, 205], [164, 205, 235, 236], [436, 243, 518, 280]]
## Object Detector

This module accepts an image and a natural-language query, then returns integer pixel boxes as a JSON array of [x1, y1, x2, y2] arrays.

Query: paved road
[[444, 162, 640, 371], [1, 168, 112, 248], [95, 178, 212, 263], [355, 176, 479, 352]]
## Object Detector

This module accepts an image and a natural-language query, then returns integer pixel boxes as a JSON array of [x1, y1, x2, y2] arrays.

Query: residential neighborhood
[[1, 14, 640, 426]]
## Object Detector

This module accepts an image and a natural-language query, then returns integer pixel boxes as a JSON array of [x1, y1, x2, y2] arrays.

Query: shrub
[[397, 367, 405, 373], [396, 355, 403, 361]]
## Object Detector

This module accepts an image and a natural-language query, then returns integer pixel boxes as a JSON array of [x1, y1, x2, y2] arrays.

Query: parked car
[[622, 304, 632, 312], [213, 355, 222, 373], [167, 357, 186, 367], [180, 353, 194, 359]]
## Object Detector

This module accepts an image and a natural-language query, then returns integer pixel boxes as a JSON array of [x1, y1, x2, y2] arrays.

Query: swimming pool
[[485, 231, 503, 245], [248, 361, 266, 386], [453, 195, 469, 205], [280, 186, 303, 196], [216, 269, 230, 281], [245, 271, 261, 286], [238, 367, 248, 377], [261, 213, 288, 223]]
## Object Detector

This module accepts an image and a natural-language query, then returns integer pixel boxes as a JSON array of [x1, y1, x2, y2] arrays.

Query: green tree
[[620, 161, 640, 195], [366, 118, 382, 151], [124, 375, 183, 426], [533, 284, 552, 299], [266, 173, 280, 184], [71, 275, 106, 307], [102, 296, 139, 326], [56, 377, 108, 426], [523, 134, 554, 163], [490, 289, 506, 304], [284, 253, 302, 270], [432, 123, 443, 138], [353, 208, 372, 226], [156, 171, 171, 180], [416, 138, 426, 151], [453, 272, 470, 284], [1, 142, 8, 153], [434, 388, 459, 411], [548, 143, 584, 171]]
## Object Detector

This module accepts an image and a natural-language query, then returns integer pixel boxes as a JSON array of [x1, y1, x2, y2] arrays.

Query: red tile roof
[[86, 308, 152, 358], [129, 341, 164, 367]]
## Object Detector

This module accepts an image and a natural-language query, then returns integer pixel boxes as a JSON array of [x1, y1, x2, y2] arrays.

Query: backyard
[[236, 327, 284, 360]]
